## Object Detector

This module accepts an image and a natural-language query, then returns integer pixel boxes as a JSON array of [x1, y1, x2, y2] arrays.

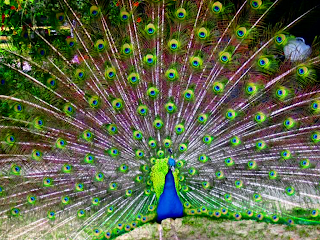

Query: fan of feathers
[[0, 0, 320, 239]]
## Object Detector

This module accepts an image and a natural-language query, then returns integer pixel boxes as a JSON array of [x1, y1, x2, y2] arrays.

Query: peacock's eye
[[213, 82, 224, 94], [120, 10, 130, 21], [122, 43, 133, 55], [212, 1, 223, 13], [190, 56, 203, 69], [165, 68, 179, 81], [176, 8, 187, 19], [112, 98, 123, 111], [251, 0, 262, 9], [198, 27, 208, 40], [168, 39, 180, 51], [219, 51, 231, 63], [236, 27, 247, 38], [275, 34, 286, 45], [145, 23, 156, 35]]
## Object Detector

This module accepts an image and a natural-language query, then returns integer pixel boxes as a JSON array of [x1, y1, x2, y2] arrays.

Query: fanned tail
[[0, 0, 320, 239]]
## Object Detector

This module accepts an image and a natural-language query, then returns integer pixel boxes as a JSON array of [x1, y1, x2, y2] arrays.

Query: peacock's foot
[[158, 223, 163, 240], [170, 218, 179, 240]]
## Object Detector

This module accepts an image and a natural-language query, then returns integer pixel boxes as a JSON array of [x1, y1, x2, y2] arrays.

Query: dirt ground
[[116, 217, 320, 240]]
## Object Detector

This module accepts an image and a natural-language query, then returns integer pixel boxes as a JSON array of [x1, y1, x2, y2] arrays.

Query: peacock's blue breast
[[156, 170, 184, 222]]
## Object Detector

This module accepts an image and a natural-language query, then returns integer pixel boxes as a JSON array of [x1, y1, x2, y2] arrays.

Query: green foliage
[[0, 0, 121, 55]]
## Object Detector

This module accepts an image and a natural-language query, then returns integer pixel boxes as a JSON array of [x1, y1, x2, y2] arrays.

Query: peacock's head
[[167, 148, 176, 171], [168, 157, 176, 172]]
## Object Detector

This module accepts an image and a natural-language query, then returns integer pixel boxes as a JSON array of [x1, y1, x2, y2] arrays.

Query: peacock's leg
[[170, 218, 179, 240], [158, 223, 163, 240]]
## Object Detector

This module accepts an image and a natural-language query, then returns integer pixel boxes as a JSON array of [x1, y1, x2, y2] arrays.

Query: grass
[[298, 229, 310, 238]]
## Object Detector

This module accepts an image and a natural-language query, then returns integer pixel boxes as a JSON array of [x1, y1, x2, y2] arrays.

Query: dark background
[[235, 0, 320, 45], [2, 0, 319, 46]]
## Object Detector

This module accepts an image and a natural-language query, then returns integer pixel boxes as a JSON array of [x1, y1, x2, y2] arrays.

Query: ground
[[116, 217, 320, 240]]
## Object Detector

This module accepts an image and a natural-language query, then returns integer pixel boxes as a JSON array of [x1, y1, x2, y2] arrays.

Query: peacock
[[0, 0, 320, 239]]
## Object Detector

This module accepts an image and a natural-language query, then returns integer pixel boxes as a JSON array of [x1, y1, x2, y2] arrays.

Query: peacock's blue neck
[[156, 158, 184, 223]]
